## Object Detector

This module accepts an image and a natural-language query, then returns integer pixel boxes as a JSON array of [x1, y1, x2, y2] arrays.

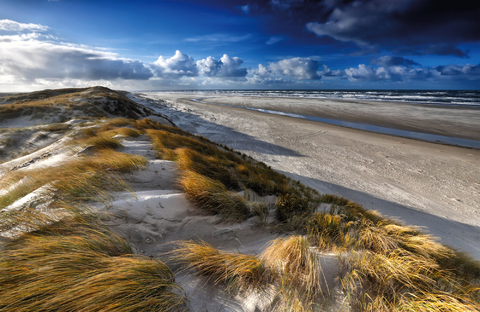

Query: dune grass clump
[[178, 171, 250, 221], [340, 250, 479, 312], [144, 122, 322, 222], [0, 213, 186, 312], [175, 148, 239, 190], [41, 123, 71, 133], [0, 149, 147, 213], [82, 133, 123, 150], [261, 236, 324, 309], [172, 240, 266, 294], [171, 236, 329, 310]]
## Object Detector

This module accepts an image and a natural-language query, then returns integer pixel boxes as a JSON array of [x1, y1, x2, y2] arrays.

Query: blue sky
[[1, 0, 479, 91]]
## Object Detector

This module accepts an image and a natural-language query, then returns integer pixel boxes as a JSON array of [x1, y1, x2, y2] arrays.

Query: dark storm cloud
[[208, 0, 478, 56], [435, 63, 480, 76], [420, 44, 469, 58], [370, 56, 419, 67], [306, 0, 479, 57]]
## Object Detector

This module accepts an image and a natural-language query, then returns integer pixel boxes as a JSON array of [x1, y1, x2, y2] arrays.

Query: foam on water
[[145, 89, 480, 107]]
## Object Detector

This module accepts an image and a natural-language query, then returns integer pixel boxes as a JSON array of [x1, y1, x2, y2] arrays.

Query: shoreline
[[173, 94, 480, 142], [190, 97, 480, 149], [134, 92, 480, 260]]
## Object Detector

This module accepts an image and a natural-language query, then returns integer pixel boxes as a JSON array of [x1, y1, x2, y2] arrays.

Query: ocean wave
[[148, 90, 480, 107]]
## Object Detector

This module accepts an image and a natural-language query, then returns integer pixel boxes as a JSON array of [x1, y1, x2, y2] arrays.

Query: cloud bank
[[255, 57, 321, 80], [0, 19, 49, 32], [1, 18, 478, 91]]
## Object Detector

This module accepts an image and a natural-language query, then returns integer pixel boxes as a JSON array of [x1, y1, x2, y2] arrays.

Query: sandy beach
[[135, 92, 480, 260]]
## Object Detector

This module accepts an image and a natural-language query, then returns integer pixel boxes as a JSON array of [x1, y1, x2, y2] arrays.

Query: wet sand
[[136, 93, 480, 260], [195, 95, 480, 141]]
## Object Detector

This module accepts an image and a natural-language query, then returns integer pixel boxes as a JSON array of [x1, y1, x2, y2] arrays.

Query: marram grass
[[0, 214, 186, 312], [178, 170, 250, 221], [172, 240, 267, 294]]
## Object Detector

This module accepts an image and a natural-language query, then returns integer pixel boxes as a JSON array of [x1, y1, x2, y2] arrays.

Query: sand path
[[133, 93, 480, 260]]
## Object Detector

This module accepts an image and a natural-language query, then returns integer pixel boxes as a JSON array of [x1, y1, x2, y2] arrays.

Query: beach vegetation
[[0, 212, 186, 312], [172, 240, 267, 294]]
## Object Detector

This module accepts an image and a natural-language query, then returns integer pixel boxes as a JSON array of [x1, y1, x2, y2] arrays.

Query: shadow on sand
[[138, 96, 305, 157]]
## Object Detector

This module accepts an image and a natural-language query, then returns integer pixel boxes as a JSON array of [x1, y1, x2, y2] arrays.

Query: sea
[[154, 89, 480, 108]]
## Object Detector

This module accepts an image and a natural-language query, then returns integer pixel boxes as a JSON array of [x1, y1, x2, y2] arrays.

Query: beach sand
[[135, 93, 480, 260]]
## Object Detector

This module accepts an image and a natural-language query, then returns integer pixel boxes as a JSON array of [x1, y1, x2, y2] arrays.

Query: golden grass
[[175, 148, 239, 189], [261, 236, 323, 308], [0, 150, 147, 213], [396, 292, 480, 312], [340, 249, 479, 311], [82, 134, 123, 150], [178, 171, 250, 221], [172, 240, 266, 294], [0, 213, 186, 312], [40, 123, 71, 132], [114, 127, 142, 138], [170, 236, 328, 310]]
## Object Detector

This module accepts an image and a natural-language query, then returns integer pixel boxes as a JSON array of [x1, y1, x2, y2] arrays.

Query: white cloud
[[255, 64, 270, 76], [0, 19, 49, 32], [197, 54, 248, 78], [266, 36, 284, 45], [344, 64, 437, 82], [267, 57, 321, 79], [0, 33, 153, 84], [151, 50, 198, 78]]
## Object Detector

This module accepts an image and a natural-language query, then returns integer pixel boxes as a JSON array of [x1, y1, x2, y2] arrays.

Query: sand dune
[[133, 92, 480, 260]]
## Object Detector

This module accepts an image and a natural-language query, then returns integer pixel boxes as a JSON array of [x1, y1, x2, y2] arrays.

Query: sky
[[0, 0, 479, 91]]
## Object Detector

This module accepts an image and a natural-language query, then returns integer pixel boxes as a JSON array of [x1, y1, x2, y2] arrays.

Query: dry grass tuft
[[40, 123, 71, 132], [114, 127, 142, 138], [178, 171, 250, 221], [175, 148, 239, 190], [261, 236, 324, 309], [0, 213, 186, 312], [82, 134, 123, 150], [340, 250, 479, 311], [0, 150, 146, 213], [306, 212, 352, 251], [172, 240, 267, 294]]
